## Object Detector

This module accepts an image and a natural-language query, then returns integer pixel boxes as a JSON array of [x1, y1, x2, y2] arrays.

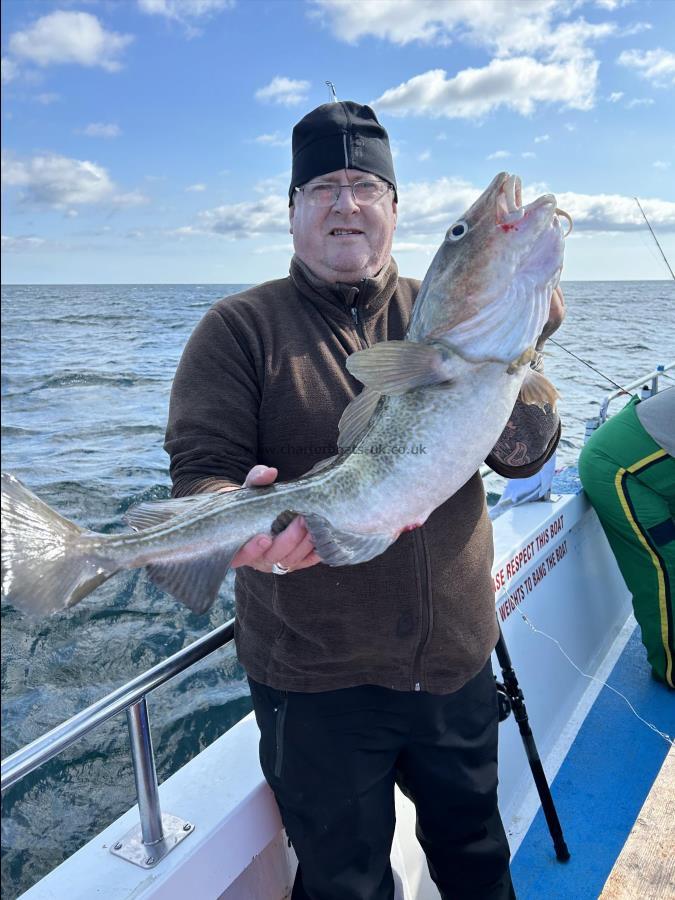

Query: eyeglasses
[[295, 179, 393, 207]]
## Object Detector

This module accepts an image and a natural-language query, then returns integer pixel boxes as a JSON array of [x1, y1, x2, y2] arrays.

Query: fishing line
[[519, 612, 674, 747], [635, 197, 675, 281], [547, 338, 629, 394], [546, 198, 673, 392]]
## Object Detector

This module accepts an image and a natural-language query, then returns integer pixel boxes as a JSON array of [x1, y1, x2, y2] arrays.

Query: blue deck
[[511, 625, 674, 899]]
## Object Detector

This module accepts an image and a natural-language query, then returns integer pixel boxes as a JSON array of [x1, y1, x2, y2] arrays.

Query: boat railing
[[585, 360, 674, 441], [1, 617, 235, 868]]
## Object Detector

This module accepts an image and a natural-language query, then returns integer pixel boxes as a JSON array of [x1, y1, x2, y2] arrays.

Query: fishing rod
[[494, 624, 571, 861], [635, 196, 675, 281]]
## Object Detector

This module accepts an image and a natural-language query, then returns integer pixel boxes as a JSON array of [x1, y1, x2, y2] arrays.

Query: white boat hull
[[20, 491, 632, 900]]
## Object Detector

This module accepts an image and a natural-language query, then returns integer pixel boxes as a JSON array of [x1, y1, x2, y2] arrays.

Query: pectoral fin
[[519, 369, 560, 411], [346, 340, 458, 395]]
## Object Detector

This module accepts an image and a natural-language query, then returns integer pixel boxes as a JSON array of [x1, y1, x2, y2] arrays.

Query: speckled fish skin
[[1, 172, 565, 616]]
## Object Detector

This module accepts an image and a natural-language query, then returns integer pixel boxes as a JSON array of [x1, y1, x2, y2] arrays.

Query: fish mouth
[[496, 173, 556, 227]]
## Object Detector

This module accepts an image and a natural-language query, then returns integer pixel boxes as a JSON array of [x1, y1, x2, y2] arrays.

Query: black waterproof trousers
[[248, 661, 515, 900]]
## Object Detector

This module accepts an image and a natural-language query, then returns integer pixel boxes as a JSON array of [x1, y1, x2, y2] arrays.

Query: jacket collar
[[289, 255, 399, 321]]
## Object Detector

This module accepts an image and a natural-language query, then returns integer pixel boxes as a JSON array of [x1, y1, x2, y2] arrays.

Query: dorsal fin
[[124, 494, 219, 531]]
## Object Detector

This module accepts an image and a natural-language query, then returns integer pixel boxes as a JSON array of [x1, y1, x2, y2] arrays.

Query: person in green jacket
[[579, 387, 675, 688]]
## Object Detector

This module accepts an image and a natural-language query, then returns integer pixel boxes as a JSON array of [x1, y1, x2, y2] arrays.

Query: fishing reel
[[495, 679, 512, 723]]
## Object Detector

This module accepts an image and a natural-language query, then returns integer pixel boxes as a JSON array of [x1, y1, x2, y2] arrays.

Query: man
[[165, 101, 562, 900], [579, 387, 674, 688]]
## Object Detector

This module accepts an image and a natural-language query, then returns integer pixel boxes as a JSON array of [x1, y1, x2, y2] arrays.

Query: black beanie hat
[[289, 101, 397, 205]]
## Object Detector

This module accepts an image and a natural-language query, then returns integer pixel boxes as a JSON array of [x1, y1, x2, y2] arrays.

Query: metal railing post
[[126, 697, 163, 846], [652, 364, 664, 397], [112, 696, 194, 868]]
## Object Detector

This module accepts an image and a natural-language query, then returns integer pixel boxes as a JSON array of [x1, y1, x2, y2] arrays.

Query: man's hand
[[535, 285, 566, 351], [231, 465, 322, 574]]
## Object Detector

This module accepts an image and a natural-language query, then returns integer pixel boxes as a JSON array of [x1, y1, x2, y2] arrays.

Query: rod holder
[[127, 697, 164, 845], [111, 696, 194, 868]]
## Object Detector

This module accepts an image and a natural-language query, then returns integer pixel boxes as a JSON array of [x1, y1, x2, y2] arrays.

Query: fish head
[[409, 172, 565, 365]]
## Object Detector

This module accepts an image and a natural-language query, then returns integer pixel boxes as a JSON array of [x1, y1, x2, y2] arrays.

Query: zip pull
[[351, 304, 359, 326]]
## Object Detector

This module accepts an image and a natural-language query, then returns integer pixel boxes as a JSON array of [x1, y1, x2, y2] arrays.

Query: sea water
[[1, 281, 673, 896]]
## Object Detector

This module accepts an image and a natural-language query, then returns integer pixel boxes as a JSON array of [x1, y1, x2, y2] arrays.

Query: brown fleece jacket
[[165, 256, 559, 693]]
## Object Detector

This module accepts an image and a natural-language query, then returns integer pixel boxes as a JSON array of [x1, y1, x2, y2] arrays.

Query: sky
[[1, 0, 674, 284]]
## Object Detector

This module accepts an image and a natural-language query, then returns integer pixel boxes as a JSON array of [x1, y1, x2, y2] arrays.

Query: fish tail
[[1, 473, 114, 616]]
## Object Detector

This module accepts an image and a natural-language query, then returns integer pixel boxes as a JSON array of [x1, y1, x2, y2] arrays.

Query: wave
[[1, 425, 40, 437], [27, 372, 160, 391]]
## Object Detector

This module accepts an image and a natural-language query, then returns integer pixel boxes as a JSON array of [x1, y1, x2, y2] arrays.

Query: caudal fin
[[1, 473, 114, 616]]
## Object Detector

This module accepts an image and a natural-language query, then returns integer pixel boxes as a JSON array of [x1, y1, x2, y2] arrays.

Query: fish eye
[[446, 220, 469, 242]]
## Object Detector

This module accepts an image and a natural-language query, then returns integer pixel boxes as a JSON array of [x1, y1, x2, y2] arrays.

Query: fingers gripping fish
[[1, 173, 566, 617]]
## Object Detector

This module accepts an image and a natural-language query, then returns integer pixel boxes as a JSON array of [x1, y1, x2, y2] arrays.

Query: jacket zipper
[[273, 696, 288, 778], [351, 299, 368, 348], [411, 529, 433, 691]]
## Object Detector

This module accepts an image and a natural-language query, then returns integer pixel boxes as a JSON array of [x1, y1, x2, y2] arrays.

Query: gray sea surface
[[1, 281, 673, 897]]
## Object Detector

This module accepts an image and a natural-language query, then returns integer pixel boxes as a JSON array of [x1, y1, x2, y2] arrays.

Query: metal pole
[[494, 623, 571, 862], [126, 697, 164, 846], [651, 364, 664, 397]]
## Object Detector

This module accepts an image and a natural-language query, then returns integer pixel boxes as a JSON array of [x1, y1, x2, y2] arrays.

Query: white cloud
[[652, 160, 670, 170], [417, 150, 431, 162], [372, 56, 598, 119], [253, 241, 294, 255], [521, 152, 537, 159], [534, 134, 550, 143], [253, 132, 291, 147], [2, 57, 18, 84], [35, 92, 61, 105], [618, 48, 675, 87], [2, 234, 47, 252], [81, 122, 122, 138], [191, 195, 289, 238], [186, 183, 206, 192], [626, 97, 655, 108], [563, 123, 577, 131], [1, 152, 147, 209], [556, 190, 675, 232], [317, 1, 622, 120], [9, 12, 133, 72], [312, 0, 614, 59], [608, 91, 624, 102], [255, 76, 310, 107], [487, 150, 510, 160], [138, 0, 234, 20], [392, 240, 437, 254], [138, 0, 234, 36], [253, 174, 290, 195]]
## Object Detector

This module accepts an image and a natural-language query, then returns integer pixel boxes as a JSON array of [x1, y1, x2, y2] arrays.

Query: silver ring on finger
[[272, 562, 291, 576]]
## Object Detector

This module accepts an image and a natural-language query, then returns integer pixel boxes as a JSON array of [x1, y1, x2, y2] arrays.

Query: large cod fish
[[1, 172, 565, 617]]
